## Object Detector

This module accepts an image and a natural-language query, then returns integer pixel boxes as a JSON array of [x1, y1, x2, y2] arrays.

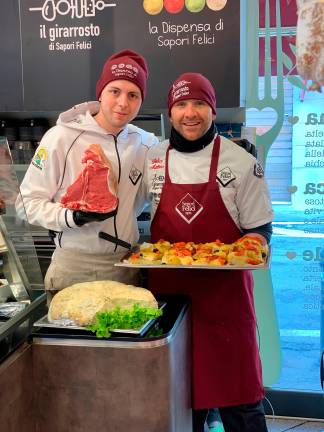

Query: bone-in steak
[[60, 144, 118, 213]]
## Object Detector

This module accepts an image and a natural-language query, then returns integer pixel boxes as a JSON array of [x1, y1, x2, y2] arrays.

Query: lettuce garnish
[[87, 303, 162, 338]]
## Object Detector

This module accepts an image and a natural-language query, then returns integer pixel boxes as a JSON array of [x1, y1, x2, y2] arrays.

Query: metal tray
[[33, 302, 166, 336], [115, 247, 271, 270]]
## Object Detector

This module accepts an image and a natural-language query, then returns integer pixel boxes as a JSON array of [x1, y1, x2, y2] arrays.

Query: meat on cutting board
[[60, 144, 118, 213]]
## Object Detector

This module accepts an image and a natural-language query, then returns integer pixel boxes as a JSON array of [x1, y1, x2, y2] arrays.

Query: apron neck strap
[[208, 135, 220, 183], [165, 145, 172, 183]]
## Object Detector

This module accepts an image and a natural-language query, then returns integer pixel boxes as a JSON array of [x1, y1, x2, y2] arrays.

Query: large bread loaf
[[48, 280, 158, 326]]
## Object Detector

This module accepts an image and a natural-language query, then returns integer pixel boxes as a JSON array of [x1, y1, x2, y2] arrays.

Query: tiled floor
[[266, 417, 324, 431]]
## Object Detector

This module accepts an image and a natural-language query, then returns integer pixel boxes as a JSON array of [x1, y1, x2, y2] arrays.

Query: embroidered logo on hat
[[110, 63, 139, 80], [172, 80, 191, 91], [172, 80, 191, 102], [175, 193, 203, 224]]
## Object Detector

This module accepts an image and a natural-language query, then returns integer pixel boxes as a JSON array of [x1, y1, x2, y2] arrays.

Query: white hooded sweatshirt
[[17, 102, 158, 254]]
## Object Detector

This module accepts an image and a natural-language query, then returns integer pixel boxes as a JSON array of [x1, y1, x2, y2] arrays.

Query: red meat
[[60, 144, 118, 213]]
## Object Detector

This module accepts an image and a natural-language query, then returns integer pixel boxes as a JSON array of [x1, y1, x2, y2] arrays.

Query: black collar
[[169, 122, 216, 153]]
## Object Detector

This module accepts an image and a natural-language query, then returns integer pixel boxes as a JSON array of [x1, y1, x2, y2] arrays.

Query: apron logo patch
[[217, 167, 236, 187], [175, 193, 203, 224], [150, 157, 164, 170], [254, 162, 264, 178], [129, 165, 142, 185]]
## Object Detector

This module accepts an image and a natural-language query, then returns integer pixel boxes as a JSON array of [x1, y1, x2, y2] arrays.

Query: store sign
[[291, 87, 324, 227], [28, 1, 112, 49], [0, 0, 241, 111]]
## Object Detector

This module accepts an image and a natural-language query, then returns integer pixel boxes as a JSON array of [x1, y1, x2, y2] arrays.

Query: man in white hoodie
[[17, 50, 158, 302]]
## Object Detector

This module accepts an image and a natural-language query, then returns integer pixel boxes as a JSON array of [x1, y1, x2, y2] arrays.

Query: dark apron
[[149, 136, 264, 409]]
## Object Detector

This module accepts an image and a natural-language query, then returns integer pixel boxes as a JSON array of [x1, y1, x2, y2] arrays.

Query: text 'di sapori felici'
[[29, 0, 116, 52]]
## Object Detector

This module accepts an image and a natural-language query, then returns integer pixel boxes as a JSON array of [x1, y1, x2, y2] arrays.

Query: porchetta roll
[[48, 280, 158, 326]]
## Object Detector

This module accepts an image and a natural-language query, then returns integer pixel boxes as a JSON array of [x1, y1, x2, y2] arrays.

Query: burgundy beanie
[[96, 49, 148, 100], [168, 72, 216, 116]]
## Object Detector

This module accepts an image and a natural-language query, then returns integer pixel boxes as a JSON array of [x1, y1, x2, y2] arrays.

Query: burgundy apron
[[149, 136, 264, 409]]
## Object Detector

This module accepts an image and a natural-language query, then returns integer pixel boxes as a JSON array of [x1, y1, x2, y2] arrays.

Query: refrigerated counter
[[0, 295, 191, 432], [31, 294, 191, 432]]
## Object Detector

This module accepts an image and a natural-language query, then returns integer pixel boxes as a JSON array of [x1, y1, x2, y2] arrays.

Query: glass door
[[245, 0, 324, 418]]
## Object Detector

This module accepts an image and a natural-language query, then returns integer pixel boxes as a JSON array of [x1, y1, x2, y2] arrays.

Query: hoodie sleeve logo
[[129, 165, 142, 185], [32, 147, 48, 170]]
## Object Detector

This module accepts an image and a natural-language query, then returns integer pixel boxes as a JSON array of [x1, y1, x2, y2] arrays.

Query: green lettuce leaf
[[87, 303, 162, 338]]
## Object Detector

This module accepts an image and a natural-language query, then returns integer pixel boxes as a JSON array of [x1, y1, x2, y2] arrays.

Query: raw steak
[[60, 144, 118, 213]]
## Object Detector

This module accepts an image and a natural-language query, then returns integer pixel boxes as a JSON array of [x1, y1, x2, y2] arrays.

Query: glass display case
[[0, 136, 46, 363]]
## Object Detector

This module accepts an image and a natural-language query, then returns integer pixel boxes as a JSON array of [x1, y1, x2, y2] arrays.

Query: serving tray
[[33, 302, 166, 337], [115, 247, 271, 271]]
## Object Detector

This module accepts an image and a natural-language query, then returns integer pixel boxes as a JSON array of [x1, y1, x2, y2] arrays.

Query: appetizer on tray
[[121, 237, 269, 269]]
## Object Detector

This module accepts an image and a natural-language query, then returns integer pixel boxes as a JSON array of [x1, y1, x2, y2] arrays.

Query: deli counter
[[0, 136, 192, 432], [0, 137, 47, 363]]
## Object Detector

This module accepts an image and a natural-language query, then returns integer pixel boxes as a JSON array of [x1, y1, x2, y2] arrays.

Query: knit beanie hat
[[168, 72, 216, 115], [96, 49, 148, 100]]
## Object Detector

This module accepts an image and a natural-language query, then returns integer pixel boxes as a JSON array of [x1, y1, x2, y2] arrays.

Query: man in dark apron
[[145, 73, 273, 431]]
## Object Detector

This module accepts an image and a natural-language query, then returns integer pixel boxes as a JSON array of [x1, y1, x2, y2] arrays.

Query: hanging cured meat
[[296, 0, 324, 91], [60, 144, 118, 213]]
